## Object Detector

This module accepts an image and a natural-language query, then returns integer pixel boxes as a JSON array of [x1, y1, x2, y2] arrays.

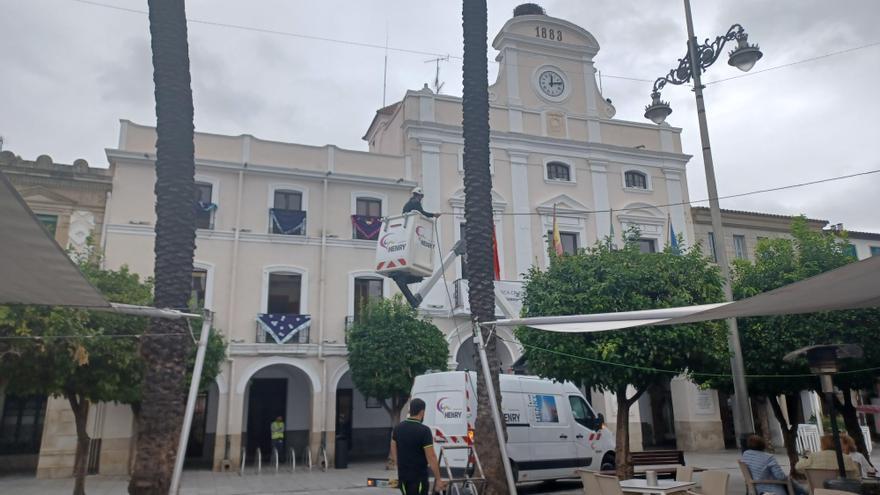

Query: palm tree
[[128, 1, 197, 493], [461, 1, 506, 493]]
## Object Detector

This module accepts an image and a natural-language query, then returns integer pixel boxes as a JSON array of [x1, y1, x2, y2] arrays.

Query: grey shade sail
[[0, 171, 109, 308], [493, 254, 880, 332]]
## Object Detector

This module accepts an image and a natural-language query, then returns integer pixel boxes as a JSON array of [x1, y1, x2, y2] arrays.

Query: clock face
[[538, 70, 565, 97]]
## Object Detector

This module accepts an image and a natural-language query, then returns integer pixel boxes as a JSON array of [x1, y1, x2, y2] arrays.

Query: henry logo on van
[[435, 396, 464, 423]]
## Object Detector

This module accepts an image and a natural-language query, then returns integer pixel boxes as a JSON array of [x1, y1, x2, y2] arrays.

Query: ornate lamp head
[[728, 34, 763, 72], [644, 91, 673, 125]]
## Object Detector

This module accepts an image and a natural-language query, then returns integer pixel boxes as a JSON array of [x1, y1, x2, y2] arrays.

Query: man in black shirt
[[390, 398, 447, 494], [402, 187, 441, 218]]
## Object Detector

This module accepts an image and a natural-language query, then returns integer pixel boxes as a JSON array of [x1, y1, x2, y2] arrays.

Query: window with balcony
[[707, 232, 717, 262], [546, 161, 571, 182], [547, 230, 579, 255], [352, 197, 382, 240], [267, 273, 302, 314], [459, 223, 470, 278], [259, 272, 309, 344], [353, 277, 383, 321], [35, 214, 58, 236], [624, 171, 648, 189], [733, 235, 747, 260], [637, 238, 657, 254], [270, 190, 306, 235], [194, 183, 215, 229], [190, 268, 207, 311]]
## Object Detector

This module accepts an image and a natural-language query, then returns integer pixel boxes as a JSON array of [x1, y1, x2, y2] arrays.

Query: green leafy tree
[[0, 263, 150, 495], [0, 259, 226, 495], [719, 217, 880, 473], [346, 296, 448, 426], [516, 237, 727, 478]]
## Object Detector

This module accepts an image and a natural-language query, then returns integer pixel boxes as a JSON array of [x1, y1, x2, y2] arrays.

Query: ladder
[[435, 444, 486, 495]]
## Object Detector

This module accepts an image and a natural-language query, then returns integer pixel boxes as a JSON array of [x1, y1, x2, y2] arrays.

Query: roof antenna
[[425, 55, 450, 94]]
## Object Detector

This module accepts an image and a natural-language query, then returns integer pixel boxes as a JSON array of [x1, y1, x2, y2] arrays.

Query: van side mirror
[[596, 413, 605, 429]]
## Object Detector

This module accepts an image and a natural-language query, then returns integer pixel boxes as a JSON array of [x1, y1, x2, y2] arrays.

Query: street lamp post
[[645, 0, 764, 449]]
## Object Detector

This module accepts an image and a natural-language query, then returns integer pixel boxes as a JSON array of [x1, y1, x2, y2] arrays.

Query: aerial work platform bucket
[[374, 212, 436, 278]]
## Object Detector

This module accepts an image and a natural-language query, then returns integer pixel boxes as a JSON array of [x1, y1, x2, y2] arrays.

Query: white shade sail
[[493, 255, 880, 333], [0, 171, 109, 308]]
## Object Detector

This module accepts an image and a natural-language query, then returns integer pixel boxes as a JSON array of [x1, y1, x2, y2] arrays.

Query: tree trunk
[[752, 396, 772, 449], [615, 390, 632, 480], [840, 390, 873, 464], [461, 1, 505, 493], [614, 385, 645, 480], [129, 1, 197, 493], [68, 394, 90, 495], [769, 395, 800, 478]]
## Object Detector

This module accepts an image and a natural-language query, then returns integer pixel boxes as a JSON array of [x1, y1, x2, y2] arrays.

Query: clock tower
[[489, 5, 615, 142]]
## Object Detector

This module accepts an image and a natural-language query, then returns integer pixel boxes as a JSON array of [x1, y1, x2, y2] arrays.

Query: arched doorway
[[183, 381, 219, 468], [335, 370, 393, 461], [241, 364, 313, 462], [454, 337, 514, 372]]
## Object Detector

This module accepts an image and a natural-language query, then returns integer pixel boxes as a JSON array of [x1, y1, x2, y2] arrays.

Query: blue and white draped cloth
[[271, 208, 307, 235], [257, 313, 311, 344], [196, 201, 217, 212], [351, 215, 382, 240]]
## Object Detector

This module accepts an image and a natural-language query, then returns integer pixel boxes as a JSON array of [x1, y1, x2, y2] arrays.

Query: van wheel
[[509, 460, 519, 483], [600, 452, 616, 472]]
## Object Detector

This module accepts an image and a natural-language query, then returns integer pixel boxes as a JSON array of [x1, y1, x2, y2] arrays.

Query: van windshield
[[569, 395, 599, 430]]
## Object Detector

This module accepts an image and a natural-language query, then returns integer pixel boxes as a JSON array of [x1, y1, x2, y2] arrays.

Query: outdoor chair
[[686, 470, 729, 495], [739, 460, 795, 495], [676, 465, 694, 482], [576, 469, 601, 494], [595, 473, 624, 495], [804, 468, 839, 494]]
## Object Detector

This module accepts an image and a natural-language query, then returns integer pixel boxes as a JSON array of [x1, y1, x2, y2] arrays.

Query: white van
[[410, 371, 615, 483]]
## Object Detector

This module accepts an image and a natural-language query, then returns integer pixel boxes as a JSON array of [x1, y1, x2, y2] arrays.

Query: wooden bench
[[633, 450, 688, 477], [600, 450, 703, 478]]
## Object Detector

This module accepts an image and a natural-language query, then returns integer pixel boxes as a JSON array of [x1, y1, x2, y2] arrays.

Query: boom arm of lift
[[387, 239, 517, 319]]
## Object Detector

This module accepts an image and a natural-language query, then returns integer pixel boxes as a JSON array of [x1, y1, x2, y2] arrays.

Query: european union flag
[[257, 313, 310, 344]]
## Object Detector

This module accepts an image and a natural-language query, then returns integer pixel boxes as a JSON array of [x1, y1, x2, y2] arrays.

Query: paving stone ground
[[2, 450, 877, 494]]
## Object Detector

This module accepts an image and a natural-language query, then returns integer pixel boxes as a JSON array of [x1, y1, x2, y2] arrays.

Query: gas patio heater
[[784, 344, 864, 493]]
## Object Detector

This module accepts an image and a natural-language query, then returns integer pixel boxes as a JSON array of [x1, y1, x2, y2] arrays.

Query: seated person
[[841, 434, 875, 478], [742, 434, 808, 495], [796, 434, 859, 479]]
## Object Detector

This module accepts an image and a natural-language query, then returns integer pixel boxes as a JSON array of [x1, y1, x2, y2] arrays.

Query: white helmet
[[411, 187, 424, 196]]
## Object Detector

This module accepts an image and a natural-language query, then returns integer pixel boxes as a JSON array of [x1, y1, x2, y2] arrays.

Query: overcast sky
[[2, 0, 878, 231]]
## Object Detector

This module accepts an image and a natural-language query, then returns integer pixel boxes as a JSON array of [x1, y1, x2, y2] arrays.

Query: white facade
[[93, 10, 698, 469]]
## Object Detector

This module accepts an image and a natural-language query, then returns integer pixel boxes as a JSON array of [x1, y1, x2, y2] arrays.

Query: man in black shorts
[[390, 398, 447, 495]]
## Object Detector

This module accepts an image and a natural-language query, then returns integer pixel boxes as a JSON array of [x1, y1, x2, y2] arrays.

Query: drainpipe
[[99, 190, 112, 268], [223, 164, 246, 462], [318, 174, 329, 453]]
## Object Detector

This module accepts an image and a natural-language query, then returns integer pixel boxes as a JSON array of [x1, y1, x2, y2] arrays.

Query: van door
[[568, 394, 603, 469], [524, 393, 577, 480]]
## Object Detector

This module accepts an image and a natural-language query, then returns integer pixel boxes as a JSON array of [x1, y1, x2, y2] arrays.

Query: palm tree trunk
[[129, 0, 196, 493], [461, 1, 505, 493]]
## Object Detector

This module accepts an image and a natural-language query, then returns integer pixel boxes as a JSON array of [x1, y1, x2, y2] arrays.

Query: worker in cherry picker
[[403, 187, 441, 218]]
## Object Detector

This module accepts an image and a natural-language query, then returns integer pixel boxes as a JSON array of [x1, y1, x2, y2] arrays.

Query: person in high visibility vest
[[270, 416, 285, 462]]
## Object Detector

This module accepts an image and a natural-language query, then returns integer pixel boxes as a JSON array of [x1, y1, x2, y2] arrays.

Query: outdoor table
[[619, 479, 696, 494]]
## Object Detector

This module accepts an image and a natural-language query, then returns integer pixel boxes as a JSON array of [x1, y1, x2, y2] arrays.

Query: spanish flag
[[492, 227, 501, 280], [552, 204, 563, 256]]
